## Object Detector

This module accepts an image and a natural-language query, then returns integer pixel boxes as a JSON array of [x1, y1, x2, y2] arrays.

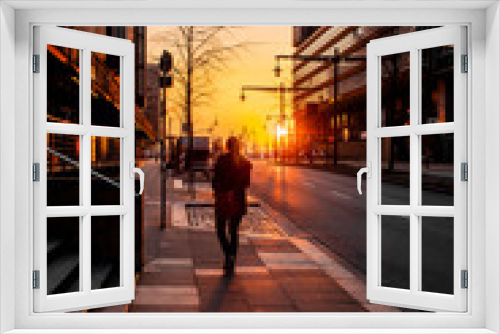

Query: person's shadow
[[201, 275, 234, 312]]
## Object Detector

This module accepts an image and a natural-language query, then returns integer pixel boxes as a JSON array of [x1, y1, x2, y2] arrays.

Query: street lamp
[[273, 63, 282, 78]]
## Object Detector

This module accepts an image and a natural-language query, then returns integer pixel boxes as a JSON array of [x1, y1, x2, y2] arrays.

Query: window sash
[[366, 26, 467, 312], [33, 25, 136, 313]]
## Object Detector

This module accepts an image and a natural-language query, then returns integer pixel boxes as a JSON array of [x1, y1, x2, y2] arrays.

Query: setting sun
[[277, 124, 288, 137]]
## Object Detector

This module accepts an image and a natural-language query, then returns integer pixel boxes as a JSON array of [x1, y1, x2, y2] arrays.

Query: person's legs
[[215, 215, 230, 255], [215, 215, 232, 271], [228, 216, 243, 267]]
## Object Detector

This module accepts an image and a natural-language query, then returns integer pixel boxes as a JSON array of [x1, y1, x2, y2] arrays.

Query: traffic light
[[159, 50, 173, 88]]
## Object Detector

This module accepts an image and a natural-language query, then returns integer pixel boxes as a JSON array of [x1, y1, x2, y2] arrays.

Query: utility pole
[[161, 78, 167, 230]]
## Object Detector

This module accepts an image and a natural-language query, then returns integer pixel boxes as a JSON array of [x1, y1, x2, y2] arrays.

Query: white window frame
[[33, 26, 136, 313], [365, 26, 468, 312], [0, 1, 498, 333]]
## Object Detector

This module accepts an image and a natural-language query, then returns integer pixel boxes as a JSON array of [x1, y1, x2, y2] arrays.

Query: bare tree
[[151, 26, 250, 130], [151, 26, 251, 191]]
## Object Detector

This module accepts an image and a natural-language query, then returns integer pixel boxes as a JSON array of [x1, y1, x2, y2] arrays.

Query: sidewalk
[[96, 162, 399, 313]]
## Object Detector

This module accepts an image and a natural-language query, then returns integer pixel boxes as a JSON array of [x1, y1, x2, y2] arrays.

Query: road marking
[[302, 181, 315, 188], [329, 190, 352, 200], [301, 180, 352, 200]]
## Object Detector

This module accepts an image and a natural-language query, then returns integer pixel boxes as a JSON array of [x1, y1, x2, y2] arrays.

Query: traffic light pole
[[159, 50, 173, 230], [161, 83, 167, 230]]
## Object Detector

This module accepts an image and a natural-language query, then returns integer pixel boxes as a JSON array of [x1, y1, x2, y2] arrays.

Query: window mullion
[[82, 48, 92, 294], [409, 48, 420, 294]]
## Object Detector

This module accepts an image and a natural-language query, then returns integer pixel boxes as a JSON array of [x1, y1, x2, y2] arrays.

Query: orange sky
[[148, 26, 294, 148]]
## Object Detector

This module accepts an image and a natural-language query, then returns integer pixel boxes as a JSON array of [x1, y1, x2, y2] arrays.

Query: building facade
[[65, 26, 155, 160], [292, 26, 448, 164]]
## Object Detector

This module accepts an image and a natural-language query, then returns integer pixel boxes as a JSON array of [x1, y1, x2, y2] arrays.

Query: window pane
[[91, 52, 121, 127], [91, 215, 120, 290], [381, 136, 410, 205], [47, 217, 80, 295], [381, 52, 410, 127], [421, 217, 454, 295], [91, 136, 120, 206], [422, 133, 454, 206], [47, 134, 80, 206], [47, 45, 80, 124], [381, 215, 410, 290], [421, 45, 454, 124]]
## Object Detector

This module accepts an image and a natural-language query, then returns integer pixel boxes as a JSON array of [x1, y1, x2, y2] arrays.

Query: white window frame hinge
[[461, 162, 468, 181], [461, 54, 468, 73], [461, 270, 468, 289], [33, 163, 40, 182], [33, 54, 40, 73], [33, 270, 40, 289]]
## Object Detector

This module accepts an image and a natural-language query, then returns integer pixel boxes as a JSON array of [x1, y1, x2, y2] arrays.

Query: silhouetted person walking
[[212, 137, 252, 276]]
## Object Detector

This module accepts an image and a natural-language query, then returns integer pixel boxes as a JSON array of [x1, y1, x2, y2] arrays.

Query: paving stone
[[269, 268, 331, 279], [286, 290, 356, 303], [234, 257, 265, 267], [134, 286, 199, 306], [239, 279, 292, 306], [278, 279, 350, 296], [244, 290, 292, 307], [200, 298, 250, 312], [138, 272, 195, 286], [196, 277, 243, 294], [250, 238, 294, 247], [149, 258, 193, 266], [195, 266, 268, 276], [258, 252, 319, 270]]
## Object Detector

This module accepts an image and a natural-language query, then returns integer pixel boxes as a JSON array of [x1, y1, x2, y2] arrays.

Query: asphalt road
[[249, 160, 454, 295]]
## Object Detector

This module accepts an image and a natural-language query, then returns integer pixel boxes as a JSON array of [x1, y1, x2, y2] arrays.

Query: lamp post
[[240, 84, 320, 163], [186, 27, 195, 198], [159, 50, 173, 230], [273, 52, 366, 166]]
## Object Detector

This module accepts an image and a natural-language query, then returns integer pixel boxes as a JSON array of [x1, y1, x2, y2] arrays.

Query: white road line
[[330, 190, 353, 200], [302, 180, 315, 188], [301, 180, 352, 200]]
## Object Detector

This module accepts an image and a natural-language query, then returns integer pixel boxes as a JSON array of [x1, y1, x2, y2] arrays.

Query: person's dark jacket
[[212, 153, 252, 217]]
